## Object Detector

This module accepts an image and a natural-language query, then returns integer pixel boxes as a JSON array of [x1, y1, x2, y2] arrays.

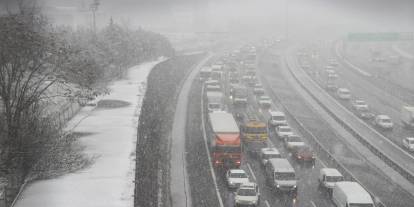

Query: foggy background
[[1, 0, 413, 38]]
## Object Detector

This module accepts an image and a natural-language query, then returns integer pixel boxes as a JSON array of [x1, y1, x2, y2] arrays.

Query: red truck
[[208, 112, 242, 168]]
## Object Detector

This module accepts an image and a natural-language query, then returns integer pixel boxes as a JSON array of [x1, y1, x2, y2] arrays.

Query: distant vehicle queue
[[199, 47, 376, 207]]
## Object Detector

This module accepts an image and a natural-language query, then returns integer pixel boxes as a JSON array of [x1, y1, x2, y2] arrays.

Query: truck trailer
[[208, 112, 242, 168]]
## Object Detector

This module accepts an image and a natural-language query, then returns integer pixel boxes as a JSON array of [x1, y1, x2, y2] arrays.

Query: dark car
[[293, 146, 315, 163]]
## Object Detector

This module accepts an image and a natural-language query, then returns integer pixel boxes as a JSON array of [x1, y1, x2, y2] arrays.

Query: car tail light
[[236, 160, 241, 164]]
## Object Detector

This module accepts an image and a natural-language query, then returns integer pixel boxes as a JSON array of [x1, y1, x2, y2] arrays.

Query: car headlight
[[276, 184, 280, 188], [293, 185, 297, 188]]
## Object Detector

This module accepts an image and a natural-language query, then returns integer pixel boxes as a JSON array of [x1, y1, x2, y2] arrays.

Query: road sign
[[347, 32, 413, 41]]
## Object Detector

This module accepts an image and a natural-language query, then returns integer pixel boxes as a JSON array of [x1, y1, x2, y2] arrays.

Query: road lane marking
[[311, 200, 317, 207], [200, 61, 225, 207], [247, 163, 257, 182], [265, 200, 271, 207]]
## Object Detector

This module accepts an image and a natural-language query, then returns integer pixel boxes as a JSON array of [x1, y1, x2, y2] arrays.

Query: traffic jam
[[198, 45, 377, 207], [296, 45, 414, 154]]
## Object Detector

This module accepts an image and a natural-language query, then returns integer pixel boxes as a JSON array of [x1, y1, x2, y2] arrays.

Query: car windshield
[[409, 140, 414, 144], [349, 204, 374, 207], [237, 188, 256, 196], [261, 97, 270, 101], [288, 136, 302, 142], [272, 115, 285, 121], [381, 119, 392, 123], [209, 103, 221, 109], [326, 176, 343, 182], [279, 127, 291, 132], [215, 146, 241, 153], [263, 153, 281, 159], [231, 172, 248, 178], [275, 172, 295, 180]]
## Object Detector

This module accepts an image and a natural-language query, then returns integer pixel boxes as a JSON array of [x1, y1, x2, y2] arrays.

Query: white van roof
[[320, 168, 343, 177], [334, 181, 373, 204], [268, 158, 294, 173], [338, 88, 350, 93], [261, 147, 280, 155], [270, 111, 285, 117], [376, 114, 391, 120]]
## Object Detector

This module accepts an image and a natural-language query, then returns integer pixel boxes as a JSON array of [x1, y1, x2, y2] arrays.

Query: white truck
[[332, 181, 374, 207], [401, 106, 414, 128], [206, 91, 224, 112]]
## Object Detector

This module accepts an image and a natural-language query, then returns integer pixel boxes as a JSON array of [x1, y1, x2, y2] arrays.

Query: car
[[328, 59, 339, 67], [268, 111, 287, 126], [234, 182, 260, 207], [284, 134, 305, 151], [253, 87, 265, 95], [325, 82, 338, 91], [259, 147, 282, 166], [258, 96, 272, 107], [226, 169, 250, 189], [325, 69, 339, 79], [318, 168, 344, 191], [355, 107, 375, 120], [402, 137, 414, 151], [275, 125, 294, 139], [336, 88, 351, 100], [374, 114, 393, 130], [352, 99, 368, 110], [292, 146, 316, 162]]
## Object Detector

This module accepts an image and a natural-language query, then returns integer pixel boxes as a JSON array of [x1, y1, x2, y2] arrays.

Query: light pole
[[90, 0, 100, 34], [285, 0, 289, 42]]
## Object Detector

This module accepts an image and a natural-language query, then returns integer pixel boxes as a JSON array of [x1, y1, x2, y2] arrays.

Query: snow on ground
[[14, 58, 166, 207]]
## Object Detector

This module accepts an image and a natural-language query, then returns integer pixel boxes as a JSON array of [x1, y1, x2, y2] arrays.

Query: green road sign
[[347, 32, 413, 41]]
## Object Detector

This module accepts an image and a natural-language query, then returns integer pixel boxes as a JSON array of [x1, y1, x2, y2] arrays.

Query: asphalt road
[[258, 48, 414, 207]]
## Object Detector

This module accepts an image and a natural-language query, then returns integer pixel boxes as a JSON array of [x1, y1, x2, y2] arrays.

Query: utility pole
[[90, 0, 100, 34], [285, 0, 289, 42]]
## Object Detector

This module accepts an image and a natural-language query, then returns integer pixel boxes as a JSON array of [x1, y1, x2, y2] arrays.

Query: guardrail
[[258, 54, 386, 207], [284, 53, 414, 185]]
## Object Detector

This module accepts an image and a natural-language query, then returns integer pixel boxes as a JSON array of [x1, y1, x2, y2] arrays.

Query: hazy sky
[[1, 0, 413, 36]]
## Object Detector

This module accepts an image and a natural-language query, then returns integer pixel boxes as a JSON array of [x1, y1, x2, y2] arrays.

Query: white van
[[336, 88, 351, 100], [268, 111, 287, 126], [318, 168, 344, 190], [332, 181, 374, 207], [264, 158, 297, 193]]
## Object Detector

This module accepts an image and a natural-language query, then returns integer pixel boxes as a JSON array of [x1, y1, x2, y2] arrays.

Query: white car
[[284, 135, 305, 150], [275, 125, 294, 139], [318, 168, 344, 190], [253, 87, 265, 95], [226, 169, 250, 189], [336, 88, 351, 100], [374, 115, 393, 130], [268, 111, 287, 126], [258, 96, 272, 107], [402, 137, 414, 151], [352, 99, 368, 110], [234, 182, 260, 207], [259, 147, 281, 166]]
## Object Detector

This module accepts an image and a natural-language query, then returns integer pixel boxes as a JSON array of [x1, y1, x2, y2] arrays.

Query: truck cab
[[402, 137, 414, 151]]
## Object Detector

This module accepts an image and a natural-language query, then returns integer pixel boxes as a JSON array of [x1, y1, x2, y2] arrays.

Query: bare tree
[[0, 7, 69, 174]]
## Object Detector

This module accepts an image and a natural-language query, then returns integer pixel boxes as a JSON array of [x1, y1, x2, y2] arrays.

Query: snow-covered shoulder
[[14, 58, 166, 207]]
